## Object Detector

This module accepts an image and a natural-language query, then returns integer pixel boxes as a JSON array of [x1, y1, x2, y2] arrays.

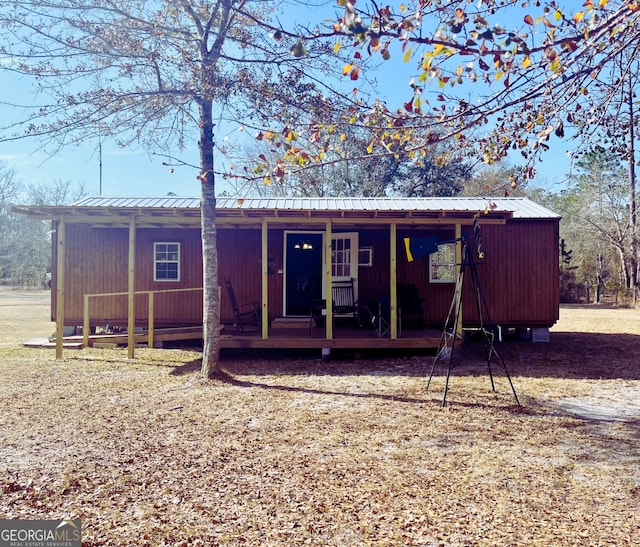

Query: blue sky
[[0, 3, 575, 200]]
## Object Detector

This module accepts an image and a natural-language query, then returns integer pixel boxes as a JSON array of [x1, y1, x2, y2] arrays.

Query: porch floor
[[50, 324, 444, 350], [220, 324, 443, 350]]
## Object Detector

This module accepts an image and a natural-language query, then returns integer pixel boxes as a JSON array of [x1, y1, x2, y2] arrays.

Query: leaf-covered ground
[[1, 291, 639, 545]]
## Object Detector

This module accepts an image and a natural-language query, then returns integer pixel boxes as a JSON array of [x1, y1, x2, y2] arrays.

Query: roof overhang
[[11, 196, 559, 229]]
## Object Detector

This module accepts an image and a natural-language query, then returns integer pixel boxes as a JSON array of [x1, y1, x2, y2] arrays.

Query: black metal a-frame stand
[[427, 240, 520, 407]]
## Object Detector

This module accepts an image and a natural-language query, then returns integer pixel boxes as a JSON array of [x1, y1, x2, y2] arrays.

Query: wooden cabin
[[13, 196, 560, 352]]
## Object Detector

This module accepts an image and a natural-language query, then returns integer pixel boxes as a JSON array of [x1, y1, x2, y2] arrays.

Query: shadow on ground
[[168, 331, 640, 381]]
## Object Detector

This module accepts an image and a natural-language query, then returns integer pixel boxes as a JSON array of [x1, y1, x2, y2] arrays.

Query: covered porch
[[12, 196, 559, 359]]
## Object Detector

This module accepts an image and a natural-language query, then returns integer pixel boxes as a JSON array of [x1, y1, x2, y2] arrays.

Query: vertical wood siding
[[461, 220, 559, 326], [53, 218, 559, 330], [56, 224, 204, 327]]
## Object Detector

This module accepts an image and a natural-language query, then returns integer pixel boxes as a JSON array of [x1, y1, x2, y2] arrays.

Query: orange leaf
[[524, 14, 534, 25]]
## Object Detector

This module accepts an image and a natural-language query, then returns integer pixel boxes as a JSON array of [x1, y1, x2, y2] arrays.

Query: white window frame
[[358, 246, 373, 267], [154, 242, 181, 282], [331, 233, 358, 280], [429, 243, 456, 283]]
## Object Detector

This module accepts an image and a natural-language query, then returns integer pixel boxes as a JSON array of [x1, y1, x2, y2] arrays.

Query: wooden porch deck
[[62, 324, 444, 350], [222, 325, 443, 349]]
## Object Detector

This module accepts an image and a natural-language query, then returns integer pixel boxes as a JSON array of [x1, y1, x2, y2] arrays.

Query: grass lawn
[[0, 290, 639, 545]]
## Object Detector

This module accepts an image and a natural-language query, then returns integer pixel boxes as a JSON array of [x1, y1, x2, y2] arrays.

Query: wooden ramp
[[23, 337, 84, 350]]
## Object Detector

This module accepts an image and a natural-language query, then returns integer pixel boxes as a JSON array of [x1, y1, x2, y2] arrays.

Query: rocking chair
[[331, 278, 360, 327], [224, 279, 261, 332]]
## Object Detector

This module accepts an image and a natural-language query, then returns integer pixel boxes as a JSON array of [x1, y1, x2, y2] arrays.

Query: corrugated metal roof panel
[[69, 196, 559, 219], [73, 196, 201, 208], [215, 196, 559, 218]]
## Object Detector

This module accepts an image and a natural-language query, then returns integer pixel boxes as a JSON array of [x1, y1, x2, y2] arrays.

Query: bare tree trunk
[[627, 81, 638, 303], [199, 98, 222, 379]]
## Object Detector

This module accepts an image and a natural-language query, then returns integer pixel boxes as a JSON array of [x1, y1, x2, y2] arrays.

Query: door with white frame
[[331, 232, 359, 300], [284, 231, 323, 316], [283, 231, 359, 316]]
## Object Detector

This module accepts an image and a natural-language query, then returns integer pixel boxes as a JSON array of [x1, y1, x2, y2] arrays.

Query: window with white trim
[[331, 237, 353, 277], [154, 242, 180, 281], [429, 243, 455, 283]]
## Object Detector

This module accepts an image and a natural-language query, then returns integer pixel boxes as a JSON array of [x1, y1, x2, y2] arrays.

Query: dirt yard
[[0, 290, 638, 546]]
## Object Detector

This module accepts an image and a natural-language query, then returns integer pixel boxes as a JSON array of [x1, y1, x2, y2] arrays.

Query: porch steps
[[271, 317, 311, 329]]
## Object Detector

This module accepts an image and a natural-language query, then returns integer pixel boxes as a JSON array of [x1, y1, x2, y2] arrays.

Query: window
[[429, 243, 456, 283], [358, 246, 373, 267], [154, 242, 180, 281], [331, 237, 352, 277]]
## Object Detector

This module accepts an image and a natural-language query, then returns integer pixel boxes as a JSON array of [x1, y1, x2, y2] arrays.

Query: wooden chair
[[224, 279, 260, 332], [398, 283, 426, 329], [331, 278, 360, 327]]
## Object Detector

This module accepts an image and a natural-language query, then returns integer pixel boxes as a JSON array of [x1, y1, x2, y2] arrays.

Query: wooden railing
[[82, 287, 203, 348]]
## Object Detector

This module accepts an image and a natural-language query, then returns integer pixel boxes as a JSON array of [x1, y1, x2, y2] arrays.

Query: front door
[[284, 231, 360, 316], [284, 232, 323, 316]]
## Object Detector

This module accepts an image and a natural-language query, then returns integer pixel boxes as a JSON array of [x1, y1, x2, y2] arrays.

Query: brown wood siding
[[137, 228, 204, 326], [218, 228, 263, 323], [51, 216, 559, 331], [352, 226, 457, 326], [266, 229, 285, 320], [396, 226, 457, 327], [357, 228, 390, 311], [462, 220, 559, 327], [54, 224, 204, 327]]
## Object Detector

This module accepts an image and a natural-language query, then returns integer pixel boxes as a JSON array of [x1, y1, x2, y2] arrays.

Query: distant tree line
[[0, 162, 85, 288], [3, 144, 635, 305], [544, 147, 638, 305]]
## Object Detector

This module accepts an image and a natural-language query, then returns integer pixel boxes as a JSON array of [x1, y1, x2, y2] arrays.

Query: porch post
[[455, 223, 463, 339], [325, 219, 333, 339], [127, 215, 136, 359], [390, 221, 398, 339], [261, 219, 269, 339], [55, 216, 66, 360]]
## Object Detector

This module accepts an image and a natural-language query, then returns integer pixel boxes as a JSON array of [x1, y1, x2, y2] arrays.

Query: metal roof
[[68, 196, 559, 219], [73, 196, 201, 208], [12, 196, 559, 229]]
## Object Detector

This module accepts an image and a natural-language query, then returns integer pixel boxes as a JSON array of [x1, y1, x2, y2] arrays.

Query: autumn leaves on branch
[[255, 0, 640, 187]]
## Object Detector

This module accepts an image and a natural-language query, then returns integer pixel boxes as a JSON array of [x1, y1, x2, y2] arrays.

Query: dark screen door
[[285, 233, 323, 316]]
